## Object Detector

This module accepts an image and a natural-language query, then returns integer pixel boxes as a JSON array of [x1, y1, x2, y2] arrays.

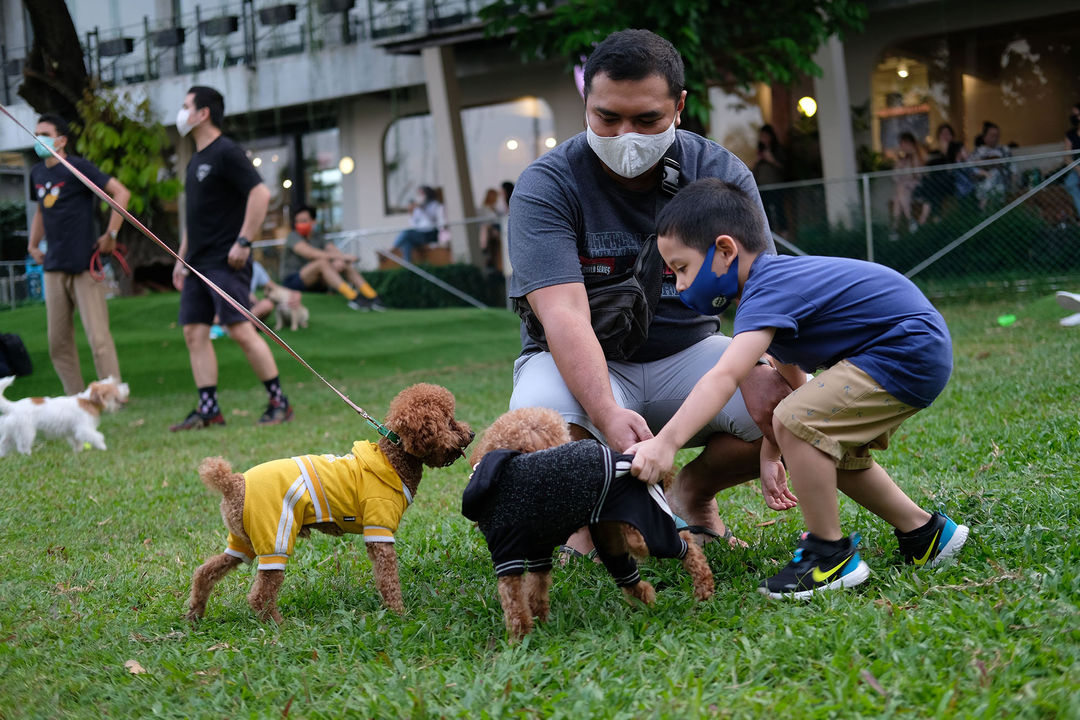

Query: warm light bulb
[[338, 156, 355, 175], [506, 139, 519, 150], [282, 179, 292, 189], [252, 157, 262, 167], [797, 96, 818, 118], [544, 137, 557, 149], [897, 66, 909, 79]]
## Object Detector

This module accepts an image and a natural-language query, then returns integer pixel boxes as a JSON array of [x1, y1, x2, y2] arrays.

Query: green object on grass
[[997, 314, 1017, 326]]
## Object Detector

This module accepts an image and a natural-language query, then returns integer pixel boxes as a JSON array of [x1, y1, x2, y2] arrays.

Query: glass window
[[383, 97, 556, 213]]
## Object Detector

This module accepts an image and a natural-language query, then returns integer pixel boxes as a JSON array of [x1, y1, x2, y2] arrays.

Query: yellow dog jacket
[[223, 441, 411, 570]]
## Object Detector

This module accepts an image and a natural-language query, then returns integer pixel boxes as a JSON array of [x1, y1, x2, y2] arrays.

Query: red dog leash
[[1, 102, 400, 445], [89, 243, 131, 283]]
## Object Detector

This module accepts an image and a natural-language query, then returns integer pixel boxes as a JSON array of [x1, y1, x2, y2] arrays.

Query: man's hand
[[227, 242, 251, 269], [172, 260, 187, 291], [27, 246, 45, 264], [96, 232, 116, 254], [759, 457, 797, 511], [596, 406, 652, 453], [627, 435, 678, 485]]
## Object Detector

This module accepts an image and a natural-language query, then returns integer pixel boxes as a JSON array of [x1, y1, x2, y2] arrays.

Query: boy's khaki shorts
[[775, 360, 919, 470]]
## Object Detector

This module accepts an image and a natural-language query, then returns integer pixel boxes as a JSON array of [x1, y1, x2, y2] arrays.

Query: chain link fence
[[758, 149, 1080, 298]]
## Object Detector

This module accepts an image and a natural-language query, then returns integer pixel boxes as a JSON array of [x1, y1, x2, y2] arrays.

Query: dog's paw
[[622, 581, 656, 606]]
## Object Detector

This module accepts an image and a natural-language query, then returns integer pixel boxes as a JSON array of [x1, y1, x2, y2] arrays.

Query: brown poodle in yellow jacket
[[187, 383, 473, 623]]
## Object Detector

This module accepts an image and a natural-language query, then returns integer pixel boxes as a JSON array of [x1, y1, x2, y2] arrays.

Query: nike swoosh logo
[[913, 529, 941, 566], [811, 555, 853, 583]]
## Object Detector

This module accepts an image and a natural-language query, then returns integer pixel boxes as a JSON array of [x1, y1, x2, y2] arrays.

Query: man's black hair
[[294, 204, 317, 220], [656, 178, 769, 254], [187, 85, 225, 129], [583, 29, 684, 101], [37, 113, 71, 140]]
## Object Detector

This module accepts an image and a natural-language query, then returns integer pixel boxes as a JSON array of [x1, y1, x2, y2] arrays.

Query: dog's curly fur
[[187, 383, 472, 623], [472, 407, 714, 640]]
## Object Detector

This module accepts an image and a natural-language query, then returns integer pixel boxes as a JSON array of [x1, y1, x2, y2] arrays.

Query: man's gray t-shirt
[[280, 230, 329, 278], [508, 129, 774, 363]]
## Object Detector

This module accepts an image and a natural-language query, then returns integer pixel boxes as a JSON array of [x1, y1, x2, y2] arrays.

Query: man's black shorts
[[178, 264, 253, 326]]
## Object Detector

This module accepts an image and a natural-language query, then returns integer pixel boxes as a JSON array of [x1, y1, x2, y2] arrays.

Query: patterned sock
[[197, 386, 219, 416], [263, 376, 287, 407], [335, 282, 358, 301]]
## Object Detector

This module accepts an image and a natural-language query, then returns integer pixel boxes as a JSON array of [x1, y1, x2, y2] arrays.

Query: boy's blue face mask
[[678, 243, 739, 316], [34, 135, 56, 159]]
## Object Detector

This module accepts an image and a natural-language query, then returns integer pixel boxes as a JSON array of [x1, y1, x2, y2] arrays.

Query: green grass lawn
[[0, 292, 1077, 719]]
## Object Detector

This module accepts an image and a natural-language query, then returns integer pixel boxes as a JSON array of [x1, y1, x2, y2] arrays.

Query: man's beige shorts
[[775, 360, 919, 470]]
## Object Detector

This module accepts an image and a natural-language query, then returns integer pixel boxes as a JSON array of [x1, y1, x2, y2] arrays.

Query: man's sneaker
[[346, 299, 370, 312], [170, 409, 225, 432], [258, 401, 293, 425], [759, 532, 870, 600], [896, 511, 969, 568]]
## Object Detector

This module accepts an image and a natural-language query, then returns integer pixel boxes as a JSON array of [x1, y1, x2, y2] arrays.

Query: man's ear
[[674, 90, 687, 128]]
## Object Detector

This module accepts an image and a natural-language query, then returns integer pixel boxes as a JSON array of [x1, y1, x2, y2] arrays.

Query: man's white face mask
[[585, 114, 677, 178], [176, 107, 197, 137]]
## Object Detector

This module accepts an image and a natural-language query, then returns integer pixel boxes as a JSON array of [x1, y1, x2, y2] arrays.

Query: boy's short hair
[[188, 86, 224, 129], [37, 113, 71, 139], [656, 178, 769, 254], [294, 204, 316, 220], [583, 29, 684, 102]]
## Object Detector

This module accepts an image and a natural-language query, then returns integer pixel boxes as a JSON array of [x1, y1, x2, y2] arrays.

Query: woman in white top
[[393, 185, 445, 263]]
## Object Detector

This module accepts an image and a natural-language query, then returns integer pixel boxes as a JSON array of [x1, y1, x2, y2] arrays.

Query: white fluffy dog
[[0, 375, 130, 456]]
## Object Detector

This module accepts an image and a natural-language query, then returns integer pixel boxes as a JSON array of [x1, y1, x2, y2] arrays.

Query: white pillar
[[421, 44, 477, 264], [812, 35, 859, 226]]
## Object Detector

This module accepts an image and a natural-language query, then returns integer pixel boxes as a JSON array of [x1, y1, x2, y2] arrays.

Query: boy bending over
[[630, 178, 968, 599]]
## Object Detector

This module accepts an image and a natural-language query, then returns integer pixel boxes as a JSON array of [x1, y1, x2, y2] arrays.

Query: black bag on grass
[[0, 333, 33, 377]]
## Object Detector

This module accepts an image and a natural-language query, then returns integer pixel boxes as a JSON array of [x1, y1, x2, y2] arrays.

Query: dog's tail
[[0, 375, 15, 414], [198, 456, 243, 503]]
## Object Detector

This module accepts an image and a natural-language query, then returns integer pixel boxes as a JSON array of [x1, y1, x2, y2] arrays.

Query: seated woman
[[393, 185, 445, 263]]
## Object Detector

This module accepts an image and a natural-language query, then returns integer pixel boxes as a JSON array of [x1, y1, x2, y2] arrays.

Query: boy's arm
[[629, 329, 776, 484]]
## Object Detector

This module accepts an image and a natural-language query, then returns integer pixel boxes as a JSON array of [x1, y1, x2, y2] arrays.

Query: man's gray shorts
[[509, 334, 762, 446]]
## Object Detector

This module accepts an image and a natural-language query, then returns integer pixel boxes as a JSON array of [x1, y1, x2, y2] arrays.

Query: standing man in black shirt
[[28, 113, 129, 395], [170, 86, 293, 430]]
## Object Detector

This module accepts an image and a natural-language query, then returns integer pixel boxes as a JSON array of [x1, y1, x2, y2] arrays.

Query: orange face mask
[[295, 221, 313, 237]]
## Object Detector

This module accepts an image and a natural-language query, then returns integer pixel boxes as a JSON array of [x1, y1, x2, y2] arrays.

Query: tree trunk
[[18, 0, 89, 121]]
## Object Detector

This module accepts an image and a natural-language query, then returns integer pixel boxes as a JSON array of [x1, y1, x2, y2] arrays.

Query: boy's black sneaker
[[895, 511, 969, 568], [759, 532, 870, 600], [170, 409, 225, 432]]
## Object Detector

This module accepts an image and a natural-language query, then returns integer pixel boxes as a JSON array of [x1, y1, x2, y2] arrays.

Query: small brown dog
[[187, 383, 473, 623], [464, 407, 714, 640], [266, 284, 309, 331]]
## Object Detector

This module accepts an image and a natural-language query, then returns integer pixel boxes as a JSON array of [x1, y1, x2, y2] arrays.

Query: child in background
[[630, 178, 968, 599]]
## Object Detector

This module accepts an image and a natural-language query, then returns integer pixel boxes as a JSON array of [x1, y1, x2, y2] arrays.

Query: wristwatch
[[236, 236, 252, 248], [108, 229, 118, 240]]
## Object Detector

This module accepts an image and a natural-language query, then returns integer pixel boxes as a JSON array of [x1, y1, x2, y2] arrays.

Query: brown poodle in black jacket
[[465, 407, 713, 640]]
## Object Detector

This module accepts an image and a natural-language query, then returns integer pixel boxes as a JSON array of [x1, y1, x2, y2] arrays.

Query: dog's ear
[[87, 382, 105, 406]]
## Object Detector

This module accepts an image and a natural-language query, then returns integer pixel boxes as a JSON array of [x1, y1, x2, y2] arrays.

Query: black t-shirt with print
[[29, 157, 111, 273], [184, 135, 262, 269]]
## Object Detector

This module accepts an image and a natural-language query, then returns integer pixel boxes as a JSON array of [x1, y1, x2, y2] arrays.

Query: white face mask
[[176, 107, 197, 137], [585, 114, 677, 178]]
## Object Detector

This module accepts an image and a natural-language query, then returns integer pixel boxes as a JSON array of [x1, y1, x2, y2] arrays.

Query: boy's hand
[[627, 436, 677, 485]]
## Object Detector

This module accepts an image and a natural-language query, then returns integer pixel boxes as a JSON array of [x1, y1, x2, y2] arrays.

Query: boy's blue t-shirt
[[733, 254, 952, 408]]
